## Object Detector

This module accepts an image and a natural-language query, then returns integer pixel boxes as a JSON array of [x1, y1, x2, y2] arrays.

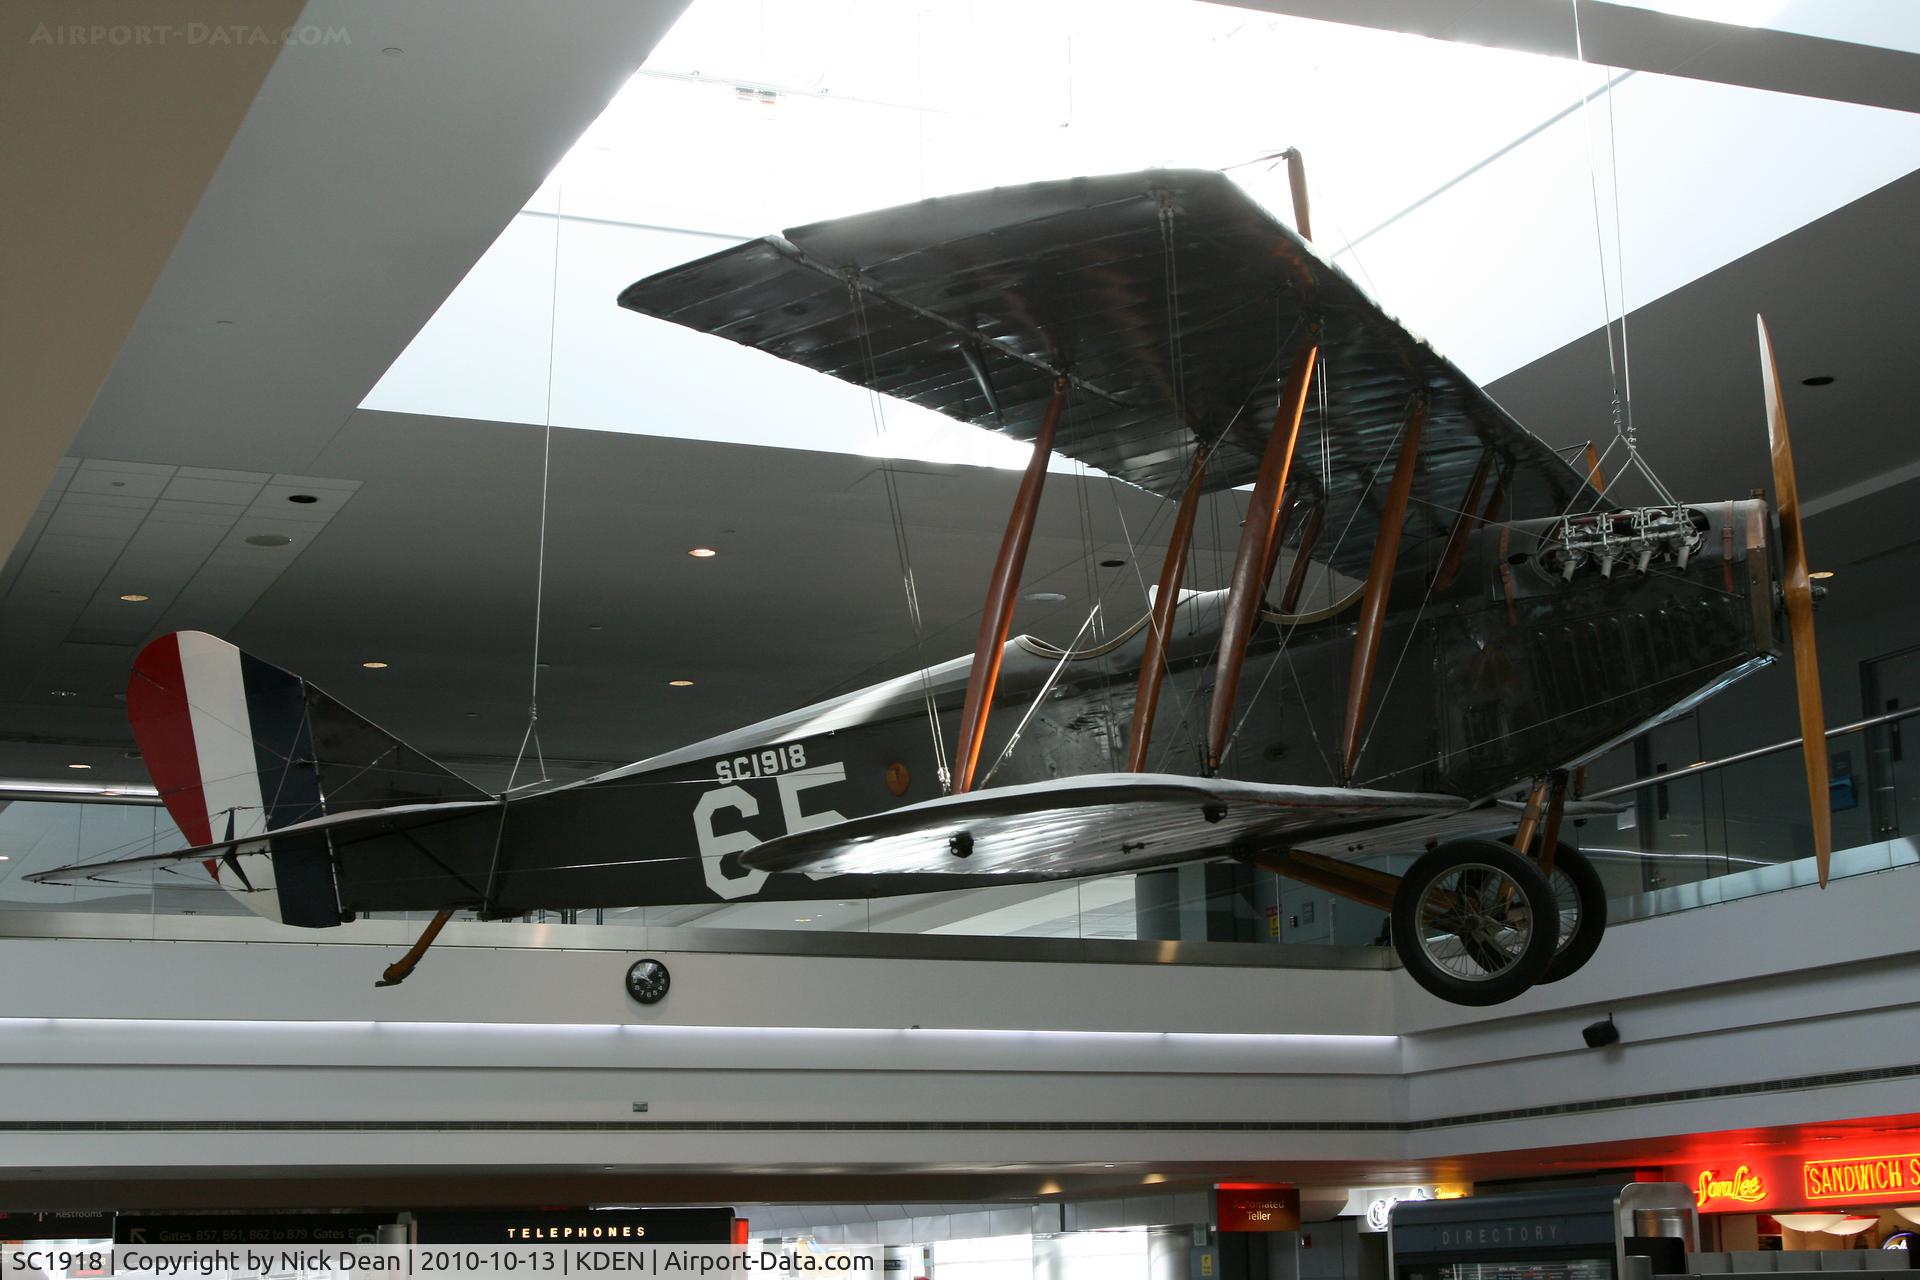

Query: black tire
[[1538, 842, 1608, 984], [1391, 838, 1558, 1006]]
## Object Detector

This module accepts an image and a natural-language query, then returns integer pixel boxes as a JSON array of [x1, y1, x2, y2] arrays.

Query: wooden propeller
[[1757, 315, 1832, 886]]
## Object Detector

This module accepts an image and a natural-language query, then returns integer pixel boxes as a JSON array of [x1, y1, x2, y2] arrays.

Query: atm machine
[[1390, 1185, 1697, 1280]]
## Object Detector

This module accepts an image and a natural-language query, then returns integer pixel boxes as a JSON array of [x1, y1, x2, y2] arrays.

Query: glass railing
[[1564, 705, 1920, 913], [3, 704, 1916, 951]]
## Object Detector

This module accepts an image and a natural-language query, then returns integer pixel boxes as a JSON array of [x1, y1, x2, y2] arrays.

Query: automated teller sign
[[1215, 1186, 1301, 1233]]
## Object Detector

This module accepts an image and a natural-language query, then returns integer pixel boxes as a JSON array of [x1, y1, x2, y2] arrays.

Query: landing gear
[[1538, 842, 1607, 984], [1391, 839, 1557, 1006]]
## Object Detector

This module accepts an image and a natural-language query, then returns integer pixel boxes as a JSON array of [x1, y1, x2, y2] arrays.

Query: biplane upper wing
[[620, 168, 1598, 576], [742, 772, 1467, 880]]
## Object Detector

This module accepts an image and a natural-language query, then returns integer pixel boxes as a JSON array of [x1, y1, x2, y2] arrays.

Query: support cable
[[1566, 0, 1675, 512], [848, 277, 953, 792], [488, 181, 566, 911]]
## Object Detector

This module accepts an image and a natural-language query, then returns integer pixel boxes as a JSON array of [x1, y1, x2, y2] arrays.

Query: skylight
[[364, 0, 1920, 468]]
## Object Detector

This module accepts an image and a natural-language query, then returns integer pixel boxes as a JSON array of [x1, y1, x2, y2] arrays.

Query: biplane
[[31, 163, 1832, 1006]]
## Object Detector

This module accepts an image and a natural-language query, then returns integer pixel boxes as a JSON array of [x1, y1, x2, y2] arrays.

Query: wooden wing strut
[[1258, 498, 1300, 596], [1206, 340, 1319, 773], [1127, 446, 1210, 772], [1278, 499, 1324, 613], [953, 379, 1069, 793], [1340, 398, 1427, 781], [1432, 447, 1494, 592]]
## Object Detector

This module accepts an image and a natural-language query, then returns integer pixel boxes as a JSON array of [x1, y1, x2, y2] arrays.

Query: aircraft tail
[[128, 631, 488, 926]]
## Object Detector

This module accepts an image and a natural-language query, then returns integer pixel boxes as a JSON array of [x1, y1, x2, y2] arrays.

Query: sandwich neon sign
[[1803, 1153, 1920, 1201]]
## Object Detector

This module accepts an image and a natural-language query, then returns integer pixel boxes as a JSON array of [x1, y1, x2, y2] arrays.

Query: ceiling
[[0, 0, 304, 578]]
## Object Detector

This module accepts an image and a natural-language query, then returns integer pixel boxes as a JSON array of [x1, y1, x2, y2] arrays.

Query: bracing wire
[[979, 602, 1105, 788], [1073, 455, 1120, 771], [1220, 390, 1406, 769]]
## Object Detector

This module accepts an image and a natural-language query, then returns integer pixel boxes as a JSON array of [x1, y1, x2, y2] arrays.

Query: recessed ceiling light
[[1099, 558, 1126, 568], [1809, 570, 1835, 580], [361, 661, 388, 669], [1025, 591, 1067, 602], [669, 679, 695, 687], [1800, 375, 1835, 387], [687, 547, 718, 558], [287, 494, 319, 505], [119, 593, 150, 602], [66, 762, 92, 770], [214, 319, 234, 326], [244, 534, 293, 547], [50, 690, 77, 698], [0, 855, 9, 861], [464, 711, 480, 718], [381, 46, 403, 56]]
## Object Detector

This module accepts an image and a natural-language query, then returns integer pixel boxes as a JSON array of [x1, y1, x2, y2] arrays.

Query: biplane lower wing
[[742, 772, 1468, 880]]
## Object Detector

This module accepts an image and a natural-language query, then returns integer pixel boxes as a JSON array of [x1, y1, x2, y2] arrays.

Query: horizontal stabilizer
[[742, 772, 1465, 880], [24, 799, 500, 888]]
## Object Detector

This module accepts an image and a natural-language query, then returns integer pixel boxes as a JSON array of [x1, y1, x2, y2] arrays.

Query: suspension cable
[[847, 275, 953, 792], [1566, 0, 1676, 512]]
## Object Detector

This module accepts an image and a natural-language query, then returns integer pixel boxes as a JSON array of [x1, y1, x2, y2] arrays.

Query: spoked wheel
[[1391, 838, 1557, 1006], [1538, 842, 1608, 984]]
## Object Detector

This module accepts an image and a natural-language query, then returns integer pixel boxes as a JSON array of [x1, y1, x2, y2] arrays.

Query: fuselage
[[338, 497, 1779, 916]]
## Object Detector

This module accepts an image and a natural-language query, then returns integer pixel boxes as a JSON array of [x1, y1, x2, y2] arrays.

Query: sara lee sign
[[1694, 1166, 1767, 1209], [1676, 1150, 1920, 1212]]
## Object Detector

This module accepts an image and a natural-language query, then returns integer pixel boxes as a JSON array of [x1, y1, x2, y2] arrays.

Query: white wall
[[0, 856, 1916, 1178]]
